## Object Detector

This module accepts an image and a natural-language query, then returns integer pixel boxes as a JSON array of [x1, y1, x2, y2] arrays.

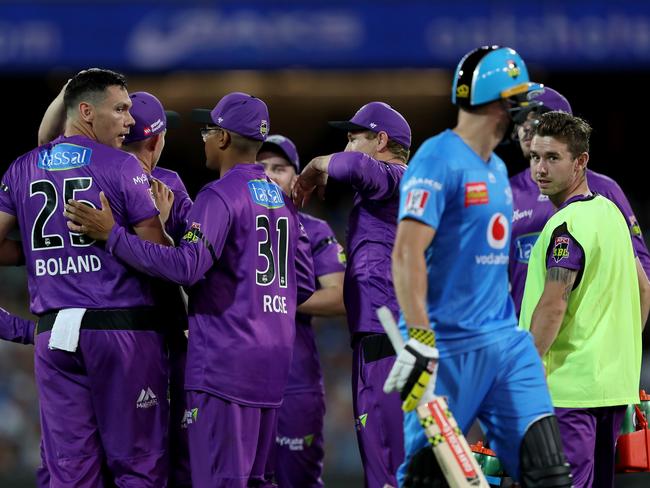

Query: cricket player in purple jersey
[[64, 92, 315, 488], [0, 69, 172, 487], [293, 102, 410, 488], [32, 87, 194, 487], [259, 134, 346, 487], [509, 86, 650, 318], [121, 92, 193, 488]]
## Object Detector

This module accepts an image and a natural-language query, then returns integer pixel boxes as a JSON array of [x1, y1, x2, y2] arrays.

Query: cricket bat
[[376, 306, 489, 488]]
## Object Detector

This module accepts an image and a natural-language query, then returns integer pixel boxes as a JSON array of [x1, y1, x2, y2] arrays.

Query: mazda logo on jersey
[[487, 213, 508, 250]]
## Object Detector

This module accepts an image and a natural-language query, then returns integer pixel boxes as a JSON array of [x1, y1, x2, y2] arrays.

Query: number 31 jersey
[[0, 135, 159, 314], [179, 164, 310, 407]]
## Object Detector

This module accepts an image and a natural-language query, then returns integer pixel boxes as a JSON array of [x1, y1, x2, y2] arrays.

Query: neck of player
[[453, 108, 506, 162], [550, 174, 590, 208]]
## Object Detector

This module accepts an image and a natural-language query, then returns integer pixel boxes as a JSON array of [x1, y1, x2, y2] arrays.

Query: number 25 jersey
[[0, 135, 159, 314]]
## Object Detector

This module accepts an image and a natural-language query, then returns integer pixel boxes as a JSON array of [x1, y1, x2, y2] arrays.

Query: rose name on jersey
[[35, 254, 102, 276], [263, 294, 288, 314]]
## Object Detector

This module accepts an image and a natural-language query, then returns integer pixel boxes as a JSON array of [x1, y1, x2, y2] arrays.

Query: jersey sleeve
[[118, 155, 160, 226], [0, 162, 18, 217], [398, 146, 450, 230], [545, 225, 584, 272], [328, 151, 402, 200], [107, 187, 230, 287], [167, 179, 194, 244], [296, 221, 316, 305], [595, 183, 650, 277], [0, 307, 35, 345], [310, 220, 346, 277]]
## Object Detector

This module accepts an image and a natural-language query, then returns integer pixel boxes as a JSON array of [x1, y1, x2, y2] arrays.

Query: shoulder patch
[[552, 236, 570, 263]]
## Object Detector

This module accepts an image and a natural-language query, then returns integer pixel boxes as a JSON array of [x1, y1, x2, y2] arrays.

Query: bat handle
[[376, 306, 405, 352]]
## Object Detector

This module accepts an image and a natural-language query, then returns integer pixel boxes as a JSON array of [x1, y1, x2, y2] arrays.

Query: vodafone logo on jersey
[[486, 213, 508, 249]]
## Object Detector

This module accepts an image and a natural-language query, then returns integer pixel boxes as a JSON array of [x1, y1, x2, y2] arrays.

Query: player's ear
[[79, 102, 93, 123], [218, 129, 231, 150], [376, 131, 389, 152], [575, 151, 589, 173]]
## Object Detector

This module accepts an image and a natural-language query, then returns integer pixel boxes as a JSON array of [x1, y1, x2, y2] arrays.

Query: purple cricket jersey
[[286, 213, 345, 394], [509, 167, 650, 317], [151, 166, 193, 243], [328, 151, 405, 335], [0, 306, 35, 344], [0, 135, 159, 314], [106, 163, 311, 407]]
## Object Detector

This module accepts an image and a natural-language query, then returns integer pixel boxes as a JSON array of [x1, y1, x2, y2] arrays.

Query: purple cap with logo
[[259, 134, 300, 172], [329, 101, 411, 148], [124, 91, 179, 144], [527, 86, 572, 114], [192, 92, 270, 141]]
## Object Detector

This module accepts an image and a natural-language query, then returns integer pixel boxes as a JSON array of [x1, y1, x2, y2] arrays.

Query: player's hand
[[151, 178, 174, 224], [64, 191, 115, 241], [292, 158, 328, 207], [384, 328, 439, 412]]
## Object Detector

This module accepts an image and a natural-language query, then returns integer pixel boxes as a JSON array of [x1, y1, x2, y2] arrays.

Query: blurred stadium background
[[0, 1, 649, 486]]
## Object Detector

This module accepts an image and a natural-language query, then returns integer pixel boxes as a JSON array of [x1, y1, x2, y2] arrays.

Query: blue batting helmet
[[452, 45, 541, 108]]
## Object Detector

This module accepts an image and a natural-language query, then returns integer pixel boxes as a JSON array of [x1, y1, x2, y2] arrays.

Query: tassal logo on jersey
[[553, 236, 570, 263], [38, 143, 92, 171], [514, 233, 539, 263], [248, 179, 285, 209], [404, 189, 430, 217], [465, 182, 489, 207]]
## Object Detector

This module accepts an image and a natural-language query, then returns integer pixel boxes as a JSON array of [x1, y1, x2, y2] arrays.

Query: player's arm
[[38, 79, 69, 145], [392, 218, 435, 330], [292, 155, 330, 207], [529, 267, 577, 357], [636, 257, 650, 328], [297, 271, 345, 316], [0, 307, 35, 345], [65, 190, 225, 287], [385, 218, 439, 412], [0, 211, 23, 265]]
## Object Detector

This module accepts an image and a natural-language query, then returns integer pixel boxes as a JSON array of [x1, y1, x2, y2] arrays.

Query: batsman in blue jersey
[[386, 46, 573, 488]]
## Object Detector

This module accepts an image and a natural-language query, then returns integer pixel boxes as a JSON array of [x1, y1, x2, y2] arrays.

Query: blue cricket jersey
[[398, 129, 517, 356]]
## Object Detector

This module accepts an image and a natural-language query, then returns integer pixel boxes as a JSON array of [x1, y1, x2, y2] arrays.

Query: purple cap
[[259, 134, 300, 172], [526, 86, 572, 114], [124, 91, 179, 144], [328, 101, 411, 148], [192, 92, 270, 141]]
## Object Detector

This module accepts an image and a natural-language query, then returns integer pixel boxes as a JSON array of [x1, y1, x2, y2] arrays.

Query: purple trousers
[[185, 390, 277, 488], [352, 334, 405, 488], [555, 405, 627, 488], [35, 329, 169, 488], [169, 335, 191, 488], [268, 391, 325, 488]]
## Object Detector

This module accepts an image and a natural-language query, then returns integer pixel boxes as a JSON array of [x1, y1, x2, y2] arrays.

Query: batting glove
[[383, 328, 439, 412]]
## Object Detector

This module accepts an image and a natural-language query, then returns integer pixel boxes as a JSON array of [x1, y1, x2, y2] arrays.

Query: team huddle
[[0, 44, 648, 488]]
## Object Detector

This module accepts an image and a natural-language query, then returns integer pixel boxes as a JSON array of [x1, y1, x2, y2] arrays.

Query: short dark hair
[[64, 68, 128, 116], [534, 111, 592, 158], [229, 130, 263, 154]]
